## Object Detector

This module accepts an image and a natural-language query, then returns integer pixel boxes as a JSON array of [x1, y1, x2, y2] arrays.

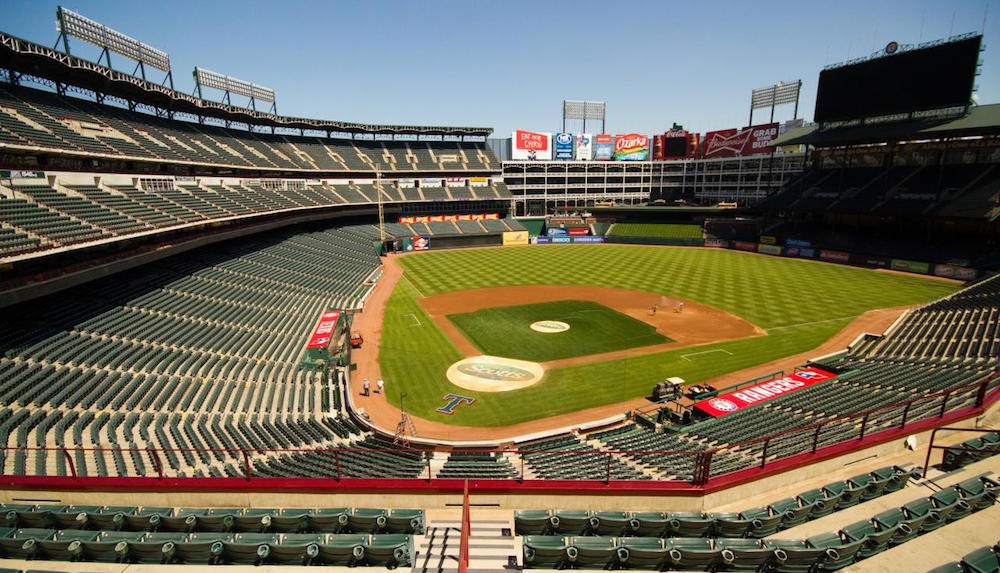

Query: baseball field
[[377, 245, 958, 426]]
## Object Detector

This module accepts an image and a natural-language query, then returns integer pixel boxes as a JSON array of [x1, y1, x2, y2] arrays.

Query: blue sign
[[551, 236, 572, 244], [547, 227, 569, 237], [785, 238, 812, 248], [572, 236, 605, 243], [554, 132, 574, 160]]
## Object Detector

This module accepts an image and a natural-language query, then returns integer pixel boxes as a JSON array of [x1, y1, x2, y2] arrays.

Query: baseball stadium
[[0, 3, 998, 573]]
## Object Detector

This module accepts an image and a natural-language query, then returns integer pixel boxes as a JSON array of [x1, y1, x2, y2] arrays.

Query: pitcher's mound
[[447, 355, 544, 392]]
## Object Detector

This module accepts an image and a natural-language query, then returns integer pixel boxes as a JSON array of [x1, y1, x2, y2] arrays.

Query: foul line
[[401, 274, 427, 299], [767, 315, 861, 331], [405, 313, 422, 327], [681, 348, 733, 362]]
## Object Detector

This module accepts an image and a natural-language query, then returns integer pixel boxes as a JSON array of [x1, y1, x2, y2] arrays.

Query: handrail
[[459, 479, 470, 573], [922, 426, 1000, 478]]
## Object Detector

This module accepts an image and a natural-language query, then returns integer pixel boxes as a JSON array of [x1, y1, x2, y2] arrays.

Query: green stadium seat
[[930, 487, 974, 521], [387, 508, 424, 534], [766, 538, 829, 573], [307, 507, 350, 532], [366, 534, 411, 568], [961, 545, 1000, 573], [805, 531, 865, 571], [171, 532, 231, 564], [523, 535, 566, 568], [665, 537, 719, 570], [839, 519, 897, 559], [770, 498, 812, 529], [551, 509, 590, 535], [129, 532, 188, 564], [870, 508, 923, 544], [0, 528, 55, 559], [619, 537, 667, 569], [588, 511, 629, 536], [514, 509, 553, 535], [955, 475, 1000, 510], [709, 512, 753, 538], [666, 512, 713, 537], [348, 507, 388, 533], [35, 529, 97, 561], [565, 536, 616, 568], [82, 530, 141, 562], [630, 511, 669, 537], [316, 533, 369, 566], [739, 506, 784, 538], [716, 538, 775, 571]]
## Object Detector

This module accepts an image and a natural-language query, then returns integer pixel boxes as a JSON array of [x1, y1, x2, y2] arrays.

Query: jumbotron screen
[[814, 36, 981, 123]]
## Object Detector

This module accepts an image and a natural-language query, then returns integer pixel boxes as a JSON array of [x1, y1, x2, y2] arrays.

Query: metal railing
[[921, 426, 1000, 478]]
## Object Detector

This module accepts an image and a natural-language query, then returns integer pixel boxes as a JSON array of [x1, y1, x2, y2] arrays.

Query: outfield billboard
[[512, 129, 552, 160], [891, 259, 930, 274], [575, 133, 593, 160], [594, 134, 614, 160], [694, 367, 836, 417], [758, 244, 782, 256], [554, 132, 574, 160], [613, 133, 649, 160], [502, 231, 529, 246], [703, 123, 779, 158]]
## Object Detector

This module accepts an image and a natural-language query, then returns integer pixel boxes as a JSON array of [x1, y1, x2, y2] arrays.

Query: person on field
[[652, 304, 657, 315], [377, 378, 384, 394], [362, 379, 370, 396]]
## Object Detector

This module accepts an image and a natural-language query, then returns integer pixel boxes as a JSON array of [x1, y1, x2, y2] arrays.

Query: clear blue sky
[[2, 0, 996, 137]]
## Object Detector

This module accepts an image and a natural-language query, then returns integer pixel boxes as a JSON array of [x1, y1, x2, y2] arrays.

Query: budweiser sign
[[613, 133, 649, 161], [306, 310, 341, 349], [703, 123, 778, 158]]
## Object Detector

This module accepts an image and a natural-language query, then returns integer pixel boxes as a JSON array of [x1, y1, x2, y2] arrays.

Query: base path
[[347, 254, 913, 443], [420, 284, 764, 366]]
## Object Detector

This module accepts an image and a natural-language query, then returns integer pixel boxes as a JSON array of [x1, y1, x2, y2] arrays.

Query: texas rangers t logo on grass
[[437, 393, 475, 415]]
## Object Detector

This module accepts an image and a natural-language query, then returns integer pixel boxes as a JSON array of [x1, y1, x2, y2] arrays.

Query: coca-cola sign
[[703, 123, 779, 157], [613, 133, 649, 160]]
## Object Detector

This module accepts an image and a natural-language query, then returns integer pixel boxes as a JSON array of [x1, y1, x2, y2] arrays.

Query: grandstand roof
[[773, 104, 1000, 147], [0, 31, 492, 137]]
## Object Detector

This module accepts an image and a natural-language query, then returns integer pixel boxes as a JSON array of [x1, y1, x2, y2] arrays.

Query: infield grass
[[447, 300, 670, 362], [379, 245, 959, 426]]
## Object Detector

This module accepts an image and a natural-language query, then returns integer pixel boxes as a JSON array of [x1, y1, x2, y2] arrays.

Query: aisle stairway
[[413, 516, 517, 573]]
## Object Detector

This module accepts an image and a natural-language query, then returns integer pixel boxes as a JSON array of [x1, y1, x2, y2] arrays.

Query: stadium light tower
[[54, 6, 173, 88], [563, 100, 606, 133], [193, 67, 277, 114], [749, 80, 802, 125]]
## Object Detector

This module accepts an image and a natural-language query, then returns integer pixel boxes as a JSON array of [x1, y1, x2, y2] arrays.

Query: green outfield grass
[[447, 300, 669, 362], [378, 245, 959, 426]]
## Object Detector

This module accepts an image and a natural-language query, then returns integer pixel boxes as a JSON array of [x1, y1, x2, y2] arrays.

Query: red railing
[[459, 479, 470, 573], [0, 372, 995, 494]]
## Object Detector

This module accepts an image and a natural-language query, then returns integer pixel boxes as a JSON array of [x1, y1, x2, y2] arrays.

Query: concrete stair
[[412, 517, 518, 573]]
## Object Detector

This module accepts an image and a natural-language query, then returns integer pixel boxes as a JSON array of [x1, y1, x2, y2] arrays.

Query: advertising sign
[[421, 178, 442, 187], [694, 367, 836, 417], [785, 238, 812, 248], [512, 129, 552, 160], [613, 133, 649, 160], [704, 238, 728, 248], [572, 236, 604, 243], [759, 235, 777, 245], [502, 231, 530, 246], [733, 241, 757, 252], [547, 227, 569, 237], [554, 132, 574, 160], [890, 259, 930, 274], [413, 236, 430, 252], [758, 244, 782, 256], [594, 134, 614, 160], [568, 227, 589, 236], [785, 247, 815, 258], [306, 311, 342, 349], [819, 249, 850, 263], [703, 122, 779, 158], [575, 133, 593, 160]]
